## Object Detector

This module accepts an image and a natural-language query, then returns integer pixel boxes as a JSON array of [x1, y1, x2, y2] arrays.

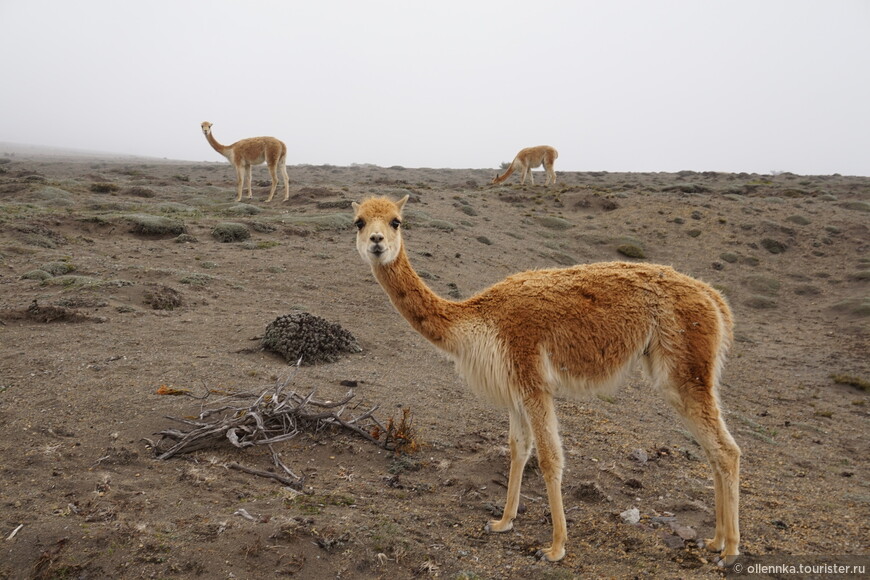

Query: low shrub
[[211, 222, 250, 243]]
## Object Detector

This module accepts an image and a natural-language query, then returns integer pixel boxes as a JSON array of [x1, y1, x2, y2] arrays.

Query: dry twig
[[149, 369, 418, 487]]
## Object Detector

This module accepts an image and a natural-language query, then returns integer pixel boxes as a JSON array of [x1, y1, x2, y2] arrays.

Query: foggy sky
[[1, 1, 868, 175]]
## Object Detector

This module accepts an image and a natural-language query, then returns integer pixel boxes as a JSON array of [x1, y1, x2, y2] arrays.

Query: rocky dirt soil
[[0, 151, 867, 579]]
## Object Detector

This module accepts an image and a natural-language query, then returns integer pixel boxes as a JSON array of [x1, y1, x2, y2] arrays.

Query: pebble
[[629, 448, 648, 464], [620, 507, 640, 524], [669, 522, 697, 540]]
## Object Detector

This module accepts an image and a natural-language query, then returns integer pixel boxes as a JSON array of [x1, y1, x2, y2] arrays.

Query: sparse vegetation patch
[[829, 374, 870, 391], [122, 213, 186, 236], [211, 222, 250, 242], [40, 261, 76, 276], [90, 182, 119, 193], [262, 312, 362, 365], [535, 216, 573, 230], [143, 284, 182, 310], [617, 244, 646, 259]]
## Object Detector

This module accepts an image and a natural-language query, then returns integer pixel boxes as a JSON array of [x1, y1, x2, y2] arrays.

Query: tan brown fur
[[492, 145, 559, 186], [352, 195, 741, 564], [200, 121, 290, 202]]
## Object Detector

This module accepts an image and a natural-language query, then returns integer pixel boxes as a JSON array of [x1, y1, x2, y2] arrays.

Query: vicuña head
[[352, 195, 407, 267], [352, 195, 742, 565]]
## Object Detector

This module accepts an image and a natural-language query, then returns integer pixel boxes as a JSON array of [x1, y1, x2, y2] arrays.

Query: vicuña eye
[[390, 218, 401, 229], [354, 219, 365, 230]]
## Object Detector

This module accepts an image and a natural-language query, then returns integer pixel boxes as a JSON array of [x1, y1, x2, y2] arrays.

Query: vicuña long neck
[[372, 246, 461, 353], [205, 132, 229, 157], [494, 161, 516, 183]]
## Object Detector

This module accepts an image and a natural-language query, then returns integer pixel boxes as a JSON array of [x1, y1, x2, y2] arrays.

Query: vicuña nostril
[[370, 233, 384, 243]]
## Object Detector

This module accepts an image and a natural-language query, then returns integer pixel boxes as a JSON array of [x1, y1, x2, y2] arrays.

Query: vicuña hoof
[[485, 519, 513, 533], [704, 538, 738, 567], [716, 553, 739, 568], [535, 546, 565, 562], [704, 537, 723, 552]]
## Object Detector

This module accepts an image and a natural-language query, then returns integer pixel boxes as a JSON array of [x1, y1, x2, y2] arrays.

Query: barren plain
[[0, 150, 867, 579]]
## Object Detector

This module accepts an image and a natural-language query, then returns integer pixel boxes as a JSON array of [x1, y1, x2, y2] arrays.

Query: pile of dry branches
[[148, 369, 417, 489]]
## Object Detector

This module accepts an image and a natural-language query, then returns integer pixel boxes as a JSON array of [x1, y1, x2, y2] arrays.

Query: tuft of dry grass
[[90, 182, 119, 193], [830, 374, 870, 391]]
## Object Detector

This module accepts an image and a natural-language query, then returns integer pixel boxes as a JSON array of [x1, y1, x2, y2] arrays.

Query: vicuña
[[492, 145, 559, 186], [352, 195, 740, 564], [200, 121, 290, 202]]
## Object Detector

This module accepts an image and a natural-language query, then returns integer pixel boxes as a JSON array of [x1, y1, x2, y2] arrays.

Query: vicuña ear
[[396, 194, 410, 213], [351, 201, 360, 213]]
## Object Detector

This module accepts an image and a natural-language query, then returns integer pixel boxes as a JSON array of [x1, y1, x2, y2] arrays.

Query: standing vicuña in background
[[352, 195, 741, 564], [200, 121, 290, 202], [492, 145, 559, 186]]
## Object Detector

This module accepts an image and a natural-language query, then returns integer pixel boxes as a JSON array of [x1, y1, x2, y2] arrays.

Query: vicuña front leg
[[527, 393, 566, 562], [245, 165, 254, 199], [486, 409, 532, 533], [234, 166, 245, 202]]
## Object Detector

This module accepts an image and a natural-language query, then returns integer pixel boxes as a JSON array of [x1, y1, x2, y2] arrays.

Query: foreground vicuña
[[352, 195, 741, 564], [492, 145, 559, 186], [200, 121, 290, 202]]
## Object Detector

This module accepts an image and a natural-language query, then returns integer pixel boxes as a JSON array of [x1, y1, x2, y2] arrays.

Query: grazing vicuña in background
[[200, 121, 290, 202], [492, 145, 559, 186], [352, 195, 741, 564]]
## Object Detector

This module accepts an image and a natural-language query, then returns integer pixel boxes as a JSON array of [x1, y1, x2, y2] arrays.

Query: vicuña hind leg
[[486, 408, 532, 534], [265, 163, 279, 202], [671, 382, 741, 564], [281, 160, 290, 201]]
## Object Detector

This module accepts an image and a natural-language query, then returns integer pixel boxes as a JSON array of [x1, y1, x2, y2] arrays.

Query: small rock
[[662, 534, 685, 549], [620, 508, 640, 525], [672, 499, 711, 514], [669, 522, 697, 540], [683, 448, 702, 462], [760, 238, 787, 254], [574, 481, 610, 502], [629, 448, 648, 464]]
